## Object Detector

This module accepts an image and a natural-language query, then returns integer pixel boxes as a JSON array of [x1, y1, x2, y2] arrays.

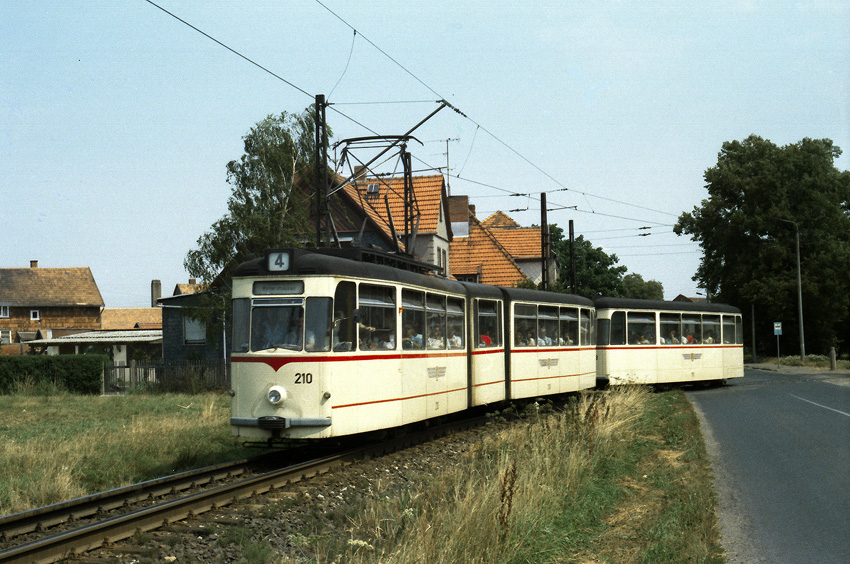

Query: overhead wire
[[148, 0, 686, 232]]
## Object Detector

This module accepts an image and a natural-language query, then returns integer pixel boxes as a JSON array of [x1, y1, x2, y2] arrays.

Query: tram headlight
[[267, 385, 286, 406]]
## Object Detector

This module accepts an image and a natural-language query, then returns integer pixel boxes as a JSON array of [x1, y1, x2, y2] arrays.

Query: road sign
[[774, 322, 782, 335]]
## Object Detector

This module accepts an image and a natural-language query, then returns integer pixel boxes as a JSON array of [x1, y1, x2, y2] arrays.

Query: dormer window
[[365, 183, 380, 198], [30, 310, 40, 321]]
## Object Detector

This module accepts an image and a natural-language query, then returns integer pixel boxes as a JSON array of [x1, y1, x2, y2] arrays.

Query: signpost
[[774, 322, 782, 366]]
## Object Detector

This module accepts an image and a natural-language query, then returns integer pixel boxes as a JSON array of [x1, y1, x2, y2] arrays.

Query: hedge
[[0, 355, 108, 395]]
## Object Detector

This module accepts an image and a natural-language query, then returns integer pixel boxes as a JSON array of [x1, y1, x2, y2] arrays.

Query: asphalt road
[[687, 366, 850, 564]]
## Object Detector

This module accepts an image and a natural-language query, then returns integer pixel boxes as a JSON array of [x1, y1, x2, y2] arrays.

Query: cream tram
[[595, 297, 744, 386], [228, 248, 601, 443]]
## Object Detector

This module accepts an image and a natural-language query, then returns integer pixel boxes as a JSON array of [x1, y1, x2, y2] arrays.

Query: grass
[[1, 386, 723, 563], [0, 391, 254, 515], [308, 387, 723, 564]]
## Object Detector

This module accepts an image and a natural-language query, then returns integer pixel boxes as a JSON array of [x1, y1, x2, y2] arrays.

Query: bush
[[0, 355, 107, 395]]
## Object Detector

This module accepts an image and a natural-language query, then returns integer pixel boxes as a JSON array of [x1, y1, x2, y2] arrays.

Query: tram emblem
[[428, 366, 447, 379], [683, 353, 703, 361], [539, 358, 559, 367]]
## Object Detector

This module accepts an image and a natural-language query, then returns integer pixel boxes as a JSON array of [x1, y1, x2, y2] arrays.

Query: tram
[[228, 247, 595, 441], [595, 297, 744, 386]]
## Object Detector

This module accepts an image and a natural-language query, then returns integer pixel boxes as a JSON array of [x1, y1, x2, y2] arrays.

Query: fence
[[102, 360, 229, 394]]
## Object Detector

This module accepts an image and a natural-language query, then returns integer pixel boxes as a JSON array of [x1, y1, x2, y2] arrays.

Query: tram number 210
[[294, 373, 313, 384]]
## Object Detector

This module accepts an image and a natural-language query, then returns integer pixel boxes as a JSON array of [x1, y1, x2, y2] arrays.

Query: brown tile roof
[[449, 213, 528, 287], [100, 308, 162, 330], [0, 266, 104, 307], [174, 283, 206, 295], [482, 211, 520, 229], [489, 226, 542, 259], [340, 174, 449, 248]]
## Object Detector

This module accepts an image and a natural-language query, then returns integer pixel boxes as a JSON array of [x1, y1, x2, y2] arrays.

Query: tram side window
[[560, 307, 578, 345], [515, 304, 537, 346], [358, 284, 396, 350], [402, 290, 425, 349], [682, 314, 701, 344], [305, 297, 332, 352], [597, 318, 610, 346], [447, 297, 465, 349], [660, 313, 681, 344], [703, 315, 720, 344], [333, 281, 356, 351], [609, 311, 626, 346], [627, 312, 656, 345], [538, 306, 558, 346], [232, 298, 250, 353], [426, 294, 447, 350], [590, 309, 597, 345], [722, 316, 736, 344], [735, 316, 744, 344], [580, 309, 593, 346], [475, 299, 501, 348]]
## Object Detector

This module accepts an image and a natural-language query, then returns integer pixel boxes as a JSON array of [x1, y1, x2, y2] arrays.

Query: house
[[30, 329, 163, 365], [482, 211, 558, 286], [673, 294, 708, 303], [0, 261, 104, 353], [158, 280, 225, 364], [448, 198, 529, 286], [334, 173, 453, 275]]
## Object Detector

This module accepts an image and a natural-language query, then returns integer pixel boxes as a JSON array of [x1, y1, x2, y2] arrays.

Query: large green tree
[[550, 226, 627, 298], [183, 106, 329, 329], [675, 135, 850, 355]]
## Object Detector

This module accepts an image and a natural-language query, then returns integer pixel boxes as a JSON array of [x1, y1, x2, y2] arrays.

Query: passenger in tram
[[526, 329, 536, 347], [704, 332, 715, 344], [538, 326, 553, 346], [479, 333, 492, 346], [402, 325, 422, 349], [448, 328, 463, 349], [635, 334, 650, 345], [283, 313, 302, 347], [427, 325, 445, 349], [664, 331, 680, 344]]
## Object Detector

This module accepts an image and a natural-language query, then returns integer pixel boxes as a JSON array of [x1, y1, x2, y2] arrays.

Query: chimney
[[189, 278, 197, 285], [151, 280, 162, 307], [353, 165, 367, 187], [30, 260, 38, 268]]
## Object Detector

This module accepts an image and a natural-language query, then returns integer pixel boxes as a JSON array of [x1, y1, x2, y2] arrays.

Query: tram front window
[[251, 304, 304, 351]]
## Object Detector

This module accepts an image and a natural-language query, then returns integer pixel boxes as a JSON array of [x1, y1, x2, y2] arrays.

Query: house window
[[183, 316, 206, 345], [0, 305, 9, 318], [0, 330, 11, 344], [30, 310, 40, 321]]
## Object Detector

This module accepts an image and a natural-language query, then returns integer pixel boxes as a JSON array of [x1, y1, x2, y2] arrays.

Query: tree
[[675, 135, 850, 355], [183, 105, 330, 330], [621, 273, 664, 300], [550, 225, 628, 298]]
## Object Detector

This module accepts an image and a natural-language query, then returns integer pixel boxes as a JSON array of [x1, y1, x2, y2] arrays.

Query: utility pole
[[569, 220, 577, 294], [774, 218, 805, 360], [541, 192, 549, 291], [314, 94, 329, 247]]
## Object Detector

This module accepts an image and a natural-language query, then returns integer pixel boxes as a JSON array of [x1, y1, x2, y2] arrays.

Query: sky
[[2, 1, 848, 307]]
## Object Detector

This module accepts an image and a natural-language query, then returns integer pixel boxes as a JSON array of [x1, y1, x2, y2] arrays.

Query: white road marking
[[788, 394, 850, 418]]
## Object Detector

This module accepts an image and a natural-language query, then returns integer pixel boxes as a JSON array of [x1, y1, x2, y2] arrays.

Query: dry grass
[[0, 393, 251, 516], [333, 387, 652, 564]]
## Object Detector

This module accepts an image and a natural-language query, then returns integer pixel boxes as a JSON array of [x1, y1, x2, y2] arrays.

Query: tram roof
[[233, 248, 468, 295], [501, 286, 594, 308], [594, 297, 741, 315]]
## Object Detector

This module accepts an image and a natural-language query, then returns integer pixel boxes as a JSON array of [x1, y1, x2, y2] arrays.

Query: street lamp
[[773, 218, 805, 360]]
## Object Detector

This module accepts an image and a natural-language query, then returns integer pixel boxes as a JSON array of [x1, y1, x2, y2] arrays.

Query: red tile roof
[[482, 211, 520, 229], [449, 213, 528, 287], [489, 227, 542, 259], [340, 174, 449, 250]]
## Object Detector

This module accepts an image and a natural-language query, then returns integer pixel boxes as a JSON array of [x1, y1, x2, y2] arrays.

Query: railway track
[[0, 415, 485, 564]]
